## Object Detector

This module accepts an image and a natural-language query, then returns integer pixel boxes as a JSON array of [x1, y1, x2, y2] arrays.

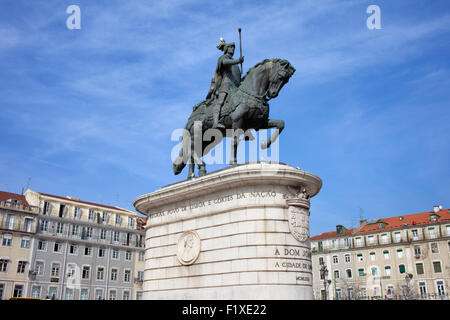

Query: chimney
[[359, 219, 367, 226], [336, 225, 343, 235], [433, 205, 441, 213]]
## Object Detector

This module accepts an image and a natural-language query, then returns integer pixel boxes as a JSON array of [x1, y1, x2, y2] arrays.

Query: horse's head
[[266, 59, 296, 99]]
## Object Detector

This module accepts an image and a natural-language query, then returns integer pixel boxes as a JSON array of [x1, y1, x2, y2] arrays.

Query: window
[[13, 285, 23, 298], [67, 264, 76, 278], [355, 238, 362, 247], [137, 271, 144, 282], [95, 289, 103, 300], [112, 249, 119, 259], [0, 259, 9, 272], [333, 270, 340, 279], [111, 268, 118, 281], [371, 267, 378, 276], [35, 261, 44, 275], [59, 204, 65, 218], [125, 251, 132, 261], [80, 288, 89, 300], [370, 252, 376, 261], [430, 243, 439, 254], [113, 231, 120, 242], [436, 280, 446, 296], [74, 207, 81, 219], [109, 290, 117, 300], [346, 269, 352, 279], [5, 214, 15, 230], [398, 264, 406, 274], [69, 243, 78, 255], [102, 212, 108, 224], [31, 286, 41, 299], [39, 220, 48, 232], [123, 291, 130, 300], [368, 235, 374, 244], [318, 257, 324, 265], [37, 239, 47, 251], [414, 245, 421, 255], [416, 262, 424, 275], [335, 289, 342, 300], [394, 232, 401, 242], [21, 236, 30, 248], [397, 248, 404, 258], [138, 251, 144, 262], [136, 291, 143, 300], [433, 261, 442, 273], [71, 224, 79, 236], [381, 234, 388, 244], [51, 263, 60, 277], [82, 266, 90, 279], [347, 288, 354, 300], [17, 261, 27, 273], [2, 233, 12, 246], [100, 229, 107, 240], [418, 282, 427, 297], [412, 229, 419, 240], [48, 287, 58, 299], [97, 267, 104, 280], [88, 209, 94, 222], [65, 288, 74, 300], [386, 285, 394, 296], [124, 270, 131, 282], [357, 254, 363, 262], [446, 225, 450, 236], [84, 246, 92, 256], [98, 247, 106, 258], [428, 227, 436, 239], [358, 268, 365, 276], [24, 218, 33, 232], [54, 241, 62, 253], [115, 214, 121, 226], [56, 222, 64, 234], [128, 217, 134, 228], [43, 201, 51, 215], [87, 227, 93, 238], [384, 266, 391, 276]]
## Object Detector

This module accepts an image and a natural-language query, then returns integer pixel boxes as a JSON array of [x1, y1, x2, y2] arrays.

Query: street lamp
[[320, 263, 331, 300]]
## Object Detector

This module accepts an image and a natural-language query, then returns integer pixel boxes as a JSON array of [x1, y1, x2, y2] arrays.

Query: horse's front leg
[[229, 104, 246, 166], [261, 119, 285, 150]]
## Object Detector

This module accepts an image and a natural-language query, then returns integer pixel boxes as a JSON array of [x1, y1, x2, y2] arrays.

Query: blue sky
[[0, 0, 449, 236]]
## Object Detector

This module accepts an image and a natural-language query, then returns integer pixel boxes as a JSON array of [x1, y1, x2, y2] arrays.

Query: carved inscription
[[148, 190, 277, 219], [273, 247, 312, 272]]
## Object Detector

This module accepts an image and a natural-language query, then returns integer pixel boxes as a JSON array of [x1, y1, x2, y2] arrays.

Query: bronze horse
[[173, 59, 296, 178]]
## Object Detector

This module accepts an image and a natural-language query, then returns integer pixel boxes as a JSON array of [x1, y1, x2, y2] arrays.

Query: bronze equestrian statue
[[173, 36, 296, 179]]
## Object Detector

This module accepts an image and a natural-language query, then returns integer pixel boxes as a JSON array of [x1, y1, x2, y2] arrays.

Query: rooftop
[[311, 207, 450, 241]]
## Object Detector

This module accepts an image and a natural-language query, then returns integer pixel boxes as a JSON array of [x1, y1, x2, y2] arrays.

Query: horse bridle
[[238, 60, 274, 102]]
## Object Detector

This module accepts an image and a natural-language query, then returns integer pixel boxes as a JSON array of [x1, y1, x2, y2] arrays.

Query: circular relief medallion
[[177, 230, 201, 265]]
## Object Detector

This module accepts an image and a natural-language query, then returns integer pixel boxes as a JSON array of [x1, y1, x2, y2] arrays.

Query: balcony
[[0, 200, 40, 213]]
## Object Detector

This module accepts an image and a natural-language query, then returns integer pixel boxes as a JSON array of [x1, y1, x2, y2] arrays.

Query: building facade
[[0, 188, 146, 300], [0, 191, 39, 300], [311, 206, 450, 300]]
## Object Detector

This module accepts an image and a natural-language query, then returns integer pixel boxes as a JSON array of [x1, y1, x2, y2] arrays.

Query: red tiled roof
[[0, 191, 30, 206], [310, 228, 356, 240], [311, 208, 450, 240], [39, 192, 134, 214]]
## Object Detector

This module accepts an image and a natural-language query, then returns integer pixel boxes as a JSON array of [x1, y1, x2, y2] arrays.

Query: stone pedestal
[[133, 162, 322, 300]]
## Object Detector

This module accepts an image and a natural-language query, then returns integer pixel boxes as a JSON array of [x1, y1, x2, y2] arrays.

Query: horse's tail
[[172, 122, 193, 175]]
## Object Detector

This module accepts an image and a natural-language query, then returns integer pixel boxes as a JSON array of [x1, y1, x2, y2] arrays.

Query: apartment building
[[311, 206, 450, 300], [18, 189, 146, 300], [0, 191, 40, 299]]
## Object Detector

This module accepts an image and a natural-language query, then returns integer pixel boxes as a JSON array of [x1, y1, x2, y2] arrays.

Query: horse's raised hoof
[[261, 140, 271, 150]]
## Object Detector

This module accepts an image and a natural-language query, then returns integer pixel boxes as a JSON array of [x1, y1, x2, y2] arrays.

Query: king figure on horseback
[[206, 38, 244, 129]]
